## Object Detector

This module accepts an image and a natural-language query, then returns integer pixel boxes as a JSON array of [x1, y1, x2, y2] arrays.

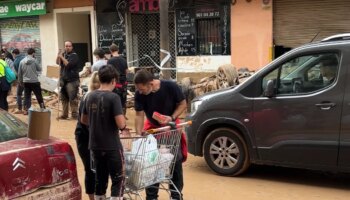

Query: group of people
[[2, 40, 187, 200], [56, 41, 129, 120], [73, 43, 187, 200], [0, 46, 45, 113]]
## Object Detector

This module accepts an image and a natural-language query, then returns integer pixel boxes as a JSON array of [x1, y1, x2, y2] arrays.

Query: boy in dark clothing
[[134, 70, 187, 200], [81, 64, 129, 200], [107, 44, 128, 114]]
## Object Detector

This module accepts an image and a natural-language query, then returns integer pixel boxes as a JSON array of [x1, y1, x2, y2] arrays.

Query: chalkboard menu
[[175, 4, 231, 56], [176, 8, 196, 56], [96, 12, 126, 54]]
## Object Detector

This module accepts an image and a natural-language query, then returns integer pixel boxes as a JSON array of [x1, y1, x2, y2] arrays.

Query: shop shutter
[[0, 17, 42, 65], [274, 0, 350, 48]]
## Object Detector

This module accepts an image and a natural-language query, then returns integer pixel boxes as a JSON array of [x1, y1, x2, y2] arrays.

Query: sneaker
[[13, 109, 23, 114]]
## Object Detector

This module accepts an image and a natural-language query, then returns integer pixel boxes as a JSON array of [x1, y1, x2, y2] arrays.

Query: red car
[[0, 110, 81, 199]]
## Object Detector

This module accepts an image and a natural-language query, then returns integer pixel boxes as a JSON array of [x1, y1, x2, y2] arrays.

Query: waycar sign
[[0, 0, 46, 19]]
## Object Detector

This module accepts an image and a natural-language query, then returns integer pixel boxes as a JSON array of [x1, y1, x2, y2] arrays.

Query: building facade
[[4, 0, 349, 80]]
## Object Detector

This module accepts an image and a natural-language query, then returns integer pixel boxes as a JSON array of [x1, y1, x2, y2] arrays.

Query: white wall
[[39, 6, 97, 76], [39, 13, 58, 75], [176, 55, 231, 72]]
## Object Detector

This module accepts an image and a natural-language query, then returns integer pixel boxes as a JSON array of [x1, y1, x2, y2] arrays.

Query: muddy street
[[13, 109, 350, 200]]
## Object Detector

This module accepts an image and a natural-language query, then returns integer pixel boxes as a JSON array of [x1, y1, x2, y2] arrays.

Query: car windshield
[[0, 110, 28, 143]]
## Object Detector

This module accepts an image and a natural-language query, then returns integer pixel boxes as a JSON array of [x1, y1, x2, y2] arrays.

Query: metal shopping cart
[[121, 121, 191, 200]]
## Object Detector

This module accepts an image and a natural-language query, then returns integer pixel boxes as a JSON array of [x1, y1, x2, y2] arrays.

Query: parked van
[[185, 34, 350, 176]]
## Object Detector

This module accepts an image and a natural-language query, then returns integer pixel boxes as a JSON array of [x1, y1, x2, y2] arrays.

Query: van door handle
[[315, 102, 336, 110]]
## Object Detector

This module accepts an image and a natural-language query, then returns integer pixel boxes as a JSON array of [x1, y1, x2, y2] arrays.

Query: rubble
[[7, 65, 254, 113], [179, 64, 254, 111]]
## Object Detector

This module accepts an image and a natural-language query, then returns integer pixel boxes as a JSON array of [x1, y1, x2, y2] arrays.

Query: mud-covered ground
[[14, 108, 350, 200]]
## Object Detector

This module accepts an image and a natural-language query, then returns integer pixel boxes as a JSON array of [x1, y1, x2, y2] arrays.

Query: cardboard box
[[46, 65, 60, 78]]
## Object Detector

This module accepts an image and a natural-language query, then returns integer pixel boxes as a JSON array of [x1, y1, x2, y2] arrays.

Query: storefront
[[38, 0, 95, 75], [174, 0, 231, 79], [273, 0, 350, 57], [96, 0, 232, 80], [95, 0, 176, 78], [0, 0, 47, 65]]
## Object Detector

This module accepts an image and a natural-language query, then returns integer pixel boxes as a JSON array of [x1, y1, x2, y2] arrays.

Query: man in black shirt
[[56, 41, 80, 119], [81, 64, 129, 200], [134, 70, 187, 200], [107, 44, 128, 115]]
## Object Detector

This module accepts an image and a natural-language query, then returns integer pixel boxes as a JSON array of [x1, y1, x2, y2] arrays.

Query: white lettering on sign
[[0, 6, 9, 14], [15, 2, 45, 13]]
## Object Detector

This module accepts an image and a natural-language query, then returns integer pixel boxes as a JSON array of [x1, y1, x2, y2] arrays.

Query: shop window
[[197, 18, 221, 55]]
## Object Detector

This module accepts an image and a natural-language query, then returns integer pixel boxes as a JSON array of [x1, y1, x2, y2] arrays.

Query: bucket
[[27, 108, 51, 140]]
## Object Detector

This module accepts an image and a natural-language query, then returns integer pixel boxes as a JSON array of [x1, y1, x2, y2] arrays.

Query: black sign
[[176, 8, 196, 56], [220, 5, 230, 55], [96, 12, 126, 54]]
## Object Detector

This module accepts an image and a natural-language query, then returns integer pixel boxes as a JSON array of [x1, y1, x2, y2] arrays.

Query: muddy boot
[[58, 100, 69, 119]]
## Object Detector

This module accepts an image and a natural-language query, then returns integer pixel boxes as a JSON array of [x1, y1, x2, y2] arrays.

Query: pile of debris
[[179, 64, 254, 111], [13, 64, 253, 113]]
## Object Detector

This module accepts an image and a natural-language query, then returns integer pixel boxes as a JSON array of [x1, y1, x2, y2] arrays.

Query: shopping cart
[[121, 121, 191, 200]]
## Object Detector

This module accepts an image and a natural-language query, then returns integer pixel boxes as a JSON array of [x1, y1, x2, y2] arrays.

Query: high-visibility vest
[[0, 59, 7, 77]]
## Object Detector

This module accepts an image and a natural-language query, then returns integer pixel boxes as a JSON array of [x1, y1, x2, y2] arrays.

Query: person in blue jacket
[[12, 48, 25, 114]]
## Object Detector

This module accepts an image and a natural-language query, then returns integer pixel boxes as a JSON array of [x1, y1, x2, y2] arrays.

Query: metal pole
[[159, 0, 171, 79]]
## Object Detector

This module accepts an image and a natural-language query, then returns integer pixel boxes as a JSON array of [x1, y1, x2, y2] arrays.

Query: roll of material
[[28, 108, 51, 140]]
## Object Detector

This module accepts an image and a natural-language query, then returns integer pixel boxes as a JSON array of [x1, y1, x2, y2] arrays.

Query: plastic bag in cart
[[132, 134, 159, 166]]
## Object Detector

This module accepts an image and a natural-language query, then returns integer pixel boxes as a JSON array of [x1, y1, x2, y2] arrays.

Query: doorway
[[56, 12, 92, 71]]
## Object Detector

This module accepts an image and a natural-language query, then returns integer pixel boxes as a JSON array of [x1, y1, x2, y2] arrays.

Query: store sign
[[0, 0, 46, 19], [129, 0, 159, 13]]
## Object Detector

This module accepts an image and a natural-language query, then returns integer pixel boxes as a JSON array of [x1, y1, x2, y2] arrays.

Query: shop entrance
[[56, 12, 92, 71]]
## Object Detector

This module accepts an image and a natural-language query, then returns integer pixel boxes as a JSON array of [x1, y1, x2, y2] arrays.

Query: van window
[[262, 53, 339, 95]]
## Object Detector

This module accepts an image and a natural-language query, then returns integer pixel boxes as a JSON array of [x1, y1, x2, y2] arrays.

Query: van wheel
[[203, 128, 250, 176]]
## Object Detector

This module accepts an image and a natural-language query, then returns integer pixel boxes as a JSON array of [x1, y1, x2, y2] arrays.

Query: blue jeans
[[16, 84, 24, 110]]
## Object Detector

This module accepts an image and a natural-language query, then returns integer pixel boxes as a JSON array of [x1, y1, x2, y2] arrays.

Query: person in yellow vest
[[0, 53, 10, 110]]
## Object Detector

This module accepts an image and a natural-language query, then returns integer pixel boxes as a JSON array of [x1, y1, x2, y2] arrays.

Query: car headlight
[[191, 100, 202, 113]]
